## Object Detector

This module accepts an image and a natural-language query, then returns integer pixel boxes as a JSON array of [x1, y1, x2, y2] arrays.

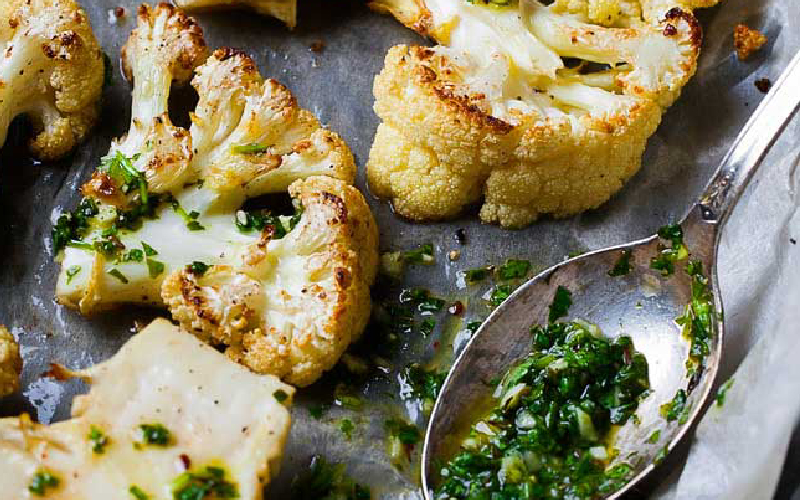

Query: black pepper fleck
[[454, 229, 466, 245], [755, 78, 772, 93]]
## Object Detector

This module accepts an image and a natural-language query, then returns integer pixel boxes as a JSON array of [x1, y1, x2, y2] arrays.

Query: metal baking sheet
[[1, 0, 798, 497]]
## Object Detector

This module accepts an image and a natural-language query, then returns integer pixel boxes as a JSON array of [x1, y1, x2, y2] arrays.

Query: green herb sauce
[[434, 289, 651, 499], [289, 456, 371, 500]]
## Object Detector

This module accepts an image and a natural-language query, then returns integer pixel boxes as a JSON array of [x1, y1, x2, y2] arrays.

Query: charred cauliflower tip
[[0, 0, 105, 160]]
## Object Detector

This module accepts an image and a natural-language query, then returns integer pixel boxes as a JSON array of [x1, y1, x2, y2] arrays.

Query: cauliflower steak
[[0, 319, 294, 499], [368, 0, 718, 227], [0, 0, 105, 160], [53, 5, 377, 387]]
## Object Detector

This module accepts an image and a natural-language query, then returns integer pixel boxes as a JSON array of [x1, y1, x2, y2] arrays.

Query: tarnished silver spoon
[[422, 50, 800, 499]]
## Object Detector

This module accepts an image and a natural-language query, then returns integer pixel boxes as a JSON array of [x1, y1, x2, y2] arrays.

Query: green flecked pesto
[[434, 289, 651, 500]]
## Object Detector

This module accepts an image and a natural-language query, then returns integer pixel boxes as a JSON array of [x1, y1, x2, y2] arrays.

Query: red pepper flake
[[448, 301, 464, 316], [309, 40, 326, 54], [433, 341, 440, 349], [178, 454, 191, 470], [663, 23, 678, 36], [114, 7, 125, 18], [754, 78, 771, 93]]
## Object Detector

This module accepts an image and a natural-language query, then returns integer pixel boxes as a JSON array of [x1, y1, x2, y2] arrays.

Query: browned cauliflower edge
[[162, 176, 378, 387], [0, 0, 105, 160], [367, 0, 713, 227], [0, 326, 22, 397]]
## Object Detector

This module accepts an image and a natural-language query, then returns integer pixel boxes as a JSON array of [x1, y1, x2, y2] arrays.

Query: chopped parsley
[[384, 419, 421, 446], [679, 260, 715, 377], [400, 364, 446, 412], [65, 265, 82, 285], [52, 197, 100, 254], [142, 242, 158, 256], [548, 285, 572, 322], [190, 261, 210, 276], [146, 259, 165, 279], [650, 224, 688, 276], [99, 151, 148, 204], [138, 423, 171, 447], [340, 419, 355, 439], [399, 288, 445, 312], [660, 389, 688, 422], [171, 198, 205, 231], [419, 318, 436, 337], [466, 321, 482, 334], [309, 405, 326, 420], [403, 243, 435, 265], [489, 284, 512, 307], [172, 465, 239, 500], [234, 209, 286, 237], [648, 430, 661, 444], [289, 456, 371, 500], [716, 378, 734, 407], [129, 485, 150, 500], [121, 248, 144, 262], [232, 142, 269, 155], [497, 259, 531, 280], [274, 389, 289, 404], [107, 268, 129, 284], [435, 310, 650, 499], [609, 249, 633, 277], [464, 268, 490, 283], [29, 470, 60, 496], [88, 425, 110, 454]]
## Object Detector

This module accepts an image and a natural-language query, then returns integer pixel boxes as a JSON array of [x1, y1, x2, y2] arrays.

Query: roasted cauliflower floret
[[0, 0, 104, 160], [174, 0, 297, 29], [368, 0, 716, 227], [162, 177, 377, 387], [0, 319, 294, 498], [54, 5, 376, 387], [0, 325, 22, 397]]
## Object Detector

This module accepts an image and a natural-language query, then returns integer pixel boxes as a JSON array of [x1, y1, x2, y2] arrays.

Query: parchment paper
[[0, 0, 798, 498]]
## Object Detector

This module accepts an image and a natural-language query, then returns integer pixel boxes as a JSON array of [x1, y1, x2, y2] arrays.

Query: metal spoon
[[422, 50, 800, 499]]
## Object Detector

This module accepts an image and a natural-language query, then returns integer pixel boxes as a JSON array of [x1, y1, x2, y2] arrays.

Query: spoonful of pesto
[[422, 51, 800, 499]]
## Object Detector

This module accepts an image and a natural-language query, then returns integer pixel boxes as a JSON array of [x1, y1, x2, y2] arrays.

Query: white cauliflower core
[[0, 325, 22, 397], [54, 5, 377, 387], [174, 0, 297, 29], [0, 319, 294, 499], [368, 0, 718, 227], [0, 0, 105, 160]]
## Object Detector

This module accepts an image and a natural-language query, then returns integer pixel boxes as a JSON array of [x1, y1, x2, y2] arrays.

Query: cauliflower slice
[[54, 6, 376, 386], [162, 176, 378, 387], [174, 0, 297, 29], [0, 325, 22, 397], [0, 319, 293, 499], [0, 0, 104, 160], [367, 0, 716, 227]]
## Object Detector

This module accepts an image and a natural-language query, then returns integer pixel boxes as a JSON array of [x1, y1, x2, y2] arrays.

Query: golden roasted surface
[[368, 0, 715, 227], [162, 176, 378, 387], [174, 0, 297, 28], [734, 24, 767, 61], [55, 5, 376, 387], [0, 326, 22, 397], [0, 319, 294, 499], [0, 0, 105, 160]]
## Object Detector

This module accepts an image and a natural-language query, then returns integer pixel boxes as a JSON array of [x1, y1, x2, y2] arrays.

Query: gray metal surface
[[0, 0, 798, 498]]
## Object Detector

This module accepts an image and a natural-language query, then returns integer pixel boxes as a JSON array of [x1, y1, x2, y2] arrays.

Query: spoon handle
[[699, 50, 800, 224]]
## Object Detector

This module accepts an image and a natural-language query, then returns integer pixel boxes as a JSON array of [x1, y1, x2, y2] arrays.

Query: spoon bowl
[[422, 51, 800, 499]]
